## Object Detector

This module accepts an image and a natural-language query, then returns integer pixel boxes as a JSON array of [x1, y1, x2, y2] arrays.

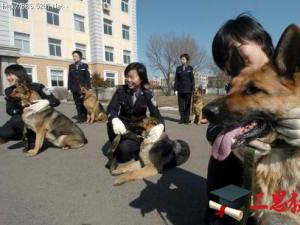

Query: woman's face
[[72, 53, 81, 63], [235, 41, 269, 70], [6, 73, 19, 86], [180, 57, 188, 65], [126, 69, 142, 90]]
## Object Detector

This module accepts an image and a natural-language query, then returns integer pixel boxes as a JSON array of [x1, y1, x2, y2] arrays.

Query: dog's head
[[192, 89, 203, 102], [203, 24, 300, 152], [137, 117, 160, 136], [10, 85, 33, 107]]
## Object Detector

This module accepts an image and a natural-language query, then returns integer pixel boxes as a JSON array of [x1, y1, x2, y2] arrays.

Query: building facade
[[0, 0, 137, 94]]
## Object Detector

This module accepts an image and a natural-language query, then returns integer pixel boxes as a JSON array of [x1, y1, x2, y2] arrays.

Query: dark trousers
[[72, 92, 87, 120], [0, 115, 24, 141], [107, 121, 141, 163], [205, 153, 244, 224], [0, 115, 36, 148], [178, 93, 192, 123]]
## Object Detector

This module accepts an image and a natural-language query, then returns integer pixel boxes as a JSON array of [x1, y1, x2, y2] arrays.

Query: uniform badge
[[42, 87, 51, 95], [151, 97, 157, 107]]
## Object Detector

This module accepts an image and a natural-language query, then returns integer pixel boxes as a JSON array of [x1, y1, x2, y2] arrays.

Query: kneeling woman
[[106, 62, 164, 163]]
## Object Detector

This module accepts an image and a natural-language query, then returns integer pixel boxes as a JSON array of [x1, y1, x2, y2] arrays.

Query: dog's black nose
[[202, 102, 221, 123]]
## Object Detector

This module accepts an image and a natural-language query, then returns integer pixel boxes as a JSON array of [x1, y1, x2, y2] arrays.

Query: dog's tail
[[173, 140, 190, 166], [84, 138, 88, 144]]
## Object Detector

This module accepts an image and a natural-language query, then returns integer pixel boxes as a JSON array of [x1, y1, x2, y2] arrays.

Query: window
[[47, 5, 59, 26], [121, 0, 128, 13], [122, 25, 130, 40], [75, 43, 87, 60], [103, 18, 112, 35], [50, 69, 64, 86], [24, 67, 33, 82], [48, 38, 61, 56], [14, 32, 30, 53], [106, 72, 115, 87], [123, 50, 131, 64], [105, 46, 114, 62], [12, 0, 28, 19], [74, 14, 85, 32], [103, 0, 111, 5]]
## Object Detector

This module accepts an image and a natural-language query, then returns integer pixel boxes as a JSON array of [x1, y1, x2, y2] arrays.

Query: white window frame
[[47, 66, 67, 88], [104, 46, 114, 62], [104, 70, 118, 86], [48, 38, 62, 57], [23, 64, 37, 82], [103, 18, 112, 35], [14, 32, 30, 54], [75, 43, 87, 60], [46, 5, 60, 26], [121, 0, 129, 13], [103, 0, 111, 5], [122, 24, 130, 40], [123, 50, 131, 64], [12, 0, 28, 19], [74, 14, 85, 32]]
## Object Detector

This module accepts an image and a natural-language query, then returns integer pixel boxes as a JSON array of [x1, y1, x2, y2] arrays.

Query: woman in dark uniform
[[174, 53, 195, 124], [106, 62, 164, 163], [0, 64, 60, 151]]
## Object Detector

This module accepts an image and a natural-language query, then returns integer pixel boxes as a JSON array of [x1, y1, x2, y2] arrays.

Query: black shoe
[[22, 146, 30, 152], [76, 118, 85, 123]]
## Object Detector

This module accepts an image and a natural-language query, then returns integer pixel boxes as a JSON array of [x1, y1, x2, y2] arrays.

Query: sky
[[136, 0, 300, 76]]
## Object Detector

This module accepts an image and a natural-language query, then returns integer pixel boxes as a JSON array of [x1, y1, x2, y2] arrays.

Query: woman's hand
[[112, 118, 127, 135], [276, 108, 300, 146]]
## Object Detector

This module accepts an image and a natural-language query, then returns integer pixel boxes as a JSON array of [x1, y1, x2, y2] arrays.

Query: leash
[[237, 146, 256, 225], [106, 131, 143, 173]]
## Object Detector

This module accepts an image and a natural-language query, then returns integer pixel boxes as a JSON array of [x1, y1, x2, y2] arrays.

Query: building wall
[[1, 0, 137, 90]]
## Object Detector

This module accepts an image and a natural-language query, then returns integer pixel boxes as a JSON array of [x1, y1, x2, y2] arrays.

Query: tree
[[91, 73, 112, 98], [146, 34, 209, 95]]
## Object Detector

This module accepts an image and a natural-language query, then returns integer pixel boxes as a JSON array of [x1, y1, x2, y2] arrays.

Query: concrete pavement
[[0, 102, 211, 225]]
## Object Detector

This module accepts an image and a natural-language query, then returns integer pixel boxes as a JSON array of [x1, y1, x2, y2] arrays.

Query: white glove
[[276, 108, 300, 147], [147, 124, 164, 143], [24, 99, 50, 113], [175, 91, 178, 96], [112, 118, 127, 135]]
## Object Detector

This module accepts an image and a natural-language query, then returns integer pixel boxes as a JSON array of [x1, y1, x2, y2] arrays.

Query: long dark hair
[[212, 14, 274, 76], [4, 64, 31, 87], [124, 62, 149, 86]]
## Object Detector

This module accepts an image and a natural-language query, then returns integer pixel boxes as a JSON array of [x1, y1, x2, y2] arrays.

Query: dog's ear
[[273, 24, 300, 78]]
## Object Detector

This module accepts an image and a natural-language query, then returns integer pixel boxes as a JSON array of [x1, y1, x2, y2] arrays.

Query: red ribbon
[[215, 205, 227, 218]]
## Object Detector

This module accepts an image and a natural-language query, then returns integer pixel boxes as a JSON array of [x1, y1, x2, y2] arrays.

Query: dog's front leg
[[190, 114, 195, 124], [90, 112, 95, 123], [114, 165, 158, 186], [111, 160, 142, 176], [26, 127, 46, 157]]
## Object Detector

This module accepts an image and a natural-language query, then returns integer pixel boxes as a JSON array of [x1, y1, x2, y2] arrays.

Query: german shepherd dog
[[11, 85, 88, 157], [203, 25, 300, 225], [111, 117, 190, 186], [190, 88, 207, 125], [80, 86, 107, 123]]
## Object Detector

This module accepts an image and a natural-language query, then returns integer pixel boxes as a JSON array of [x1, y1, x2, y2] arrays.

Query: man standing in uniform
[[174, 53, 195, 124], [68, 50, 91, 123]]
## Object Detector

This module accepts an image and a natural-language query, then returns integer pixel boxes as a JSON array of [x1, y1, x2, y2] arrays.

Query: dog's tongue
[[212, 127, 241, 161]]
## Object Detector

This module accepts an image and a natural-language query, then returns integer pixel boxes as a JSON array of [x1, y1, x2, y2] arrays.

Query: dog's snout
[[202, 102, 222, 123]]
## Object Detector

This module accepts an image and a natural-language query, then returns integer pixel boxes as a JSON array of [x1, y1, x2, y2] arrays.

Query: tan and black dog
[[11, 85, 88, 157], [80, 86, 107, 123], [112, 117, 190, 185], [190, 88, 207, 125], [203, 25, 300, 225]]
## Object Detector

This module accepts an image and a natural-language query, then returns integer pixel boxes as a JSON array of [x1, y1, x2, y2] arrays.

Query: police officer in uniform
[[68, 50, 91, 123], [174, 53, 195, 124], [0, 64, 60, 151], [107, 62, 165, 163]]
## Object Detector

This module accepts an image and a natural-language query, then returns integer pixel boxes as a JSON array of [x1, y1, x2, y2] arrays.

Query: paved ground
[[0, 102, 211, 225]]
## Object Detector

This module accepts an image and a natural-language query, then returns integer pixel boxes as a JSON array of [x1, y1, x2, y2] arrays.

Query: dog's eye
[[245, 82, 261, 95]]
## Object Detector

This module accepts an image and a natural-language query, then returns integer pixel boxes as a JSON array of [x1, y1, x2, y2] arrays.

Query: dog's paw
[[113, 176, 127, 186], [26, 149, 38, 157], [111, 168, 124, 176], [61, 146, 70, 150]]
